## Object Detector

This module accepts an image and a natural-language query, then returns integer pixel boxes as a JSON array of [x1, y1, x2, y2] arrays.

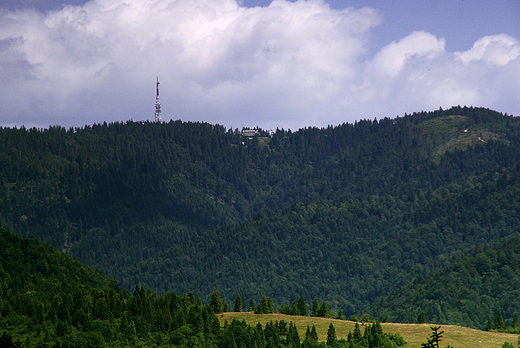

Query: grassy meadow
[[220, 312, 519, 348]]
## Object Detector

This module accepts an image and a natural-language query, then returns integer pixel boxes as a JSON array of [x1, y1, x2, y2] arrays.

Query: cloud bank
[[1, 0, 519, 130]]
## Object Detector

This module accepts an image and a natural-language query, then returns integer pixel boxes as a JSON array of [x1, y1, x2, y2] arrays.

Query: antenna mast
[[155, 76, 162, 123]]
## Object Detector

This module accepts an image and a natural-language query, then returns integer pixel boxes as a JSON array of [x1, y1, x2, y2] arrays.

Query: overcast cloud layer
[[1, 0, 519, 130]]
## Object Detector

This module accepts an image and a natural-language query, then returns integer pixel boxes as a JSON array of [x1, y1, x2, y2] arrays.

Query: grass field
[[220, 312, 519, 348]]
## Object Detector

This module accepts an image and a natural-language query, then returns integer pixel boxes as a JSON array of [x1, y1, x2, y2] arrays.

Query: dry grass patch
[[220, 313, 519, 348]]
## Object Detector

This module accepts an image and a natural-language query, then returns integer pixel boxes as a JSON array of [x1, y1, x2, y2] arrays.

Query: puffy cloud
[[456, 34, 520, 66], [369, 31, 445, 78], [0, 0, 519, 130], [363, 32, 520, 118]]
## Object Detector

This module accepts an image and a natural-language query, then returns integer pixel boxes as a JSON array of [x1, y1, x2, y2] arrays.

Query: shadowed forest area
[[2, 106, 520, 339]]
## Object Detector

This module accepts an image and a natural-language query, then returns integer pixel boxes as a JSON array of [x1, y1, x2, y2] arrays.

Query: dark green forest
[[367, 238, 520, 330], [0, 227, 403, 348], [2, 106, 520, 329], [144, 163, 520, 323]]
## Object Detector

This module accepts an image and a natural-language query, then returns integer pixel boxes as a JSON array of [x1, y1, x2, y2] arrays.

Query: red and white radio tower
[[154, 76, 162, 123]]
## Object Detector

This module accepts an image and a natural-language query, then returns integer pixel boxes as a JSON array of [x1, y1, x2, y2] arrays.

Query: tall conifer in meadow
[[326, 323, 337, 347], [234, 294, 242, 312], [312, 298, 319, 317], [495, 310, 505, 331]]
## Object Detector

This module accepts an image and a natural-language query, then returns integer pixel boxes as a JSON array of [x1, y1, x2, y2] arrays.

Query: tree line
[[0, 227, 404, 348], [367, 237, 520, 330], [2, 106, 520, 325]]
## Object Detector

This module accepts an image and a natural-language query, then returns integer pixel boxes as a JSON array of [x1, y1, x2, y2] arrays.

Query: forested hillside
[[2, 106, 520, 324], [0, 227, 403, 348], [127, 163, 520, 319], [367, 238, 520, 330]]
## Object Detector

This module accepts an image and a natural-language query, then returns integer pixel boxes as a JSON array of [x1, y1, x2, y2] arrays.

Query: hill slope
[[367, 237, 520, 329], [2, 106, 520, 317], [0, 227, 224, 348], [0, 226, 122, 293], [219, 312, 519, 348], [128, 163, 520, 317]]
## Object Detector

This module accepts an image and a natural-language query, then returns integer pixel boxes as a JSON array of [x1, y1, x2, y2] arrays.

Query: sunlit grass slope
[[220, 312, 518, 348]]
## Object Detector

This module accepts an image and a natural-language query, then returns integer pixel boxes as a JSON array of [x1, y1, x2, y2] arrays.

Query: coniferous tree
[[4, 108, 520, 332], [312, 298, 319, 317], [257, 295, 269, 314], [353, 322, 362, 343], [496, 310, 506, 331], [303, 325, 318, 348], [304, 326, 312, 339], [318, 301, 330, 318], [417, 311, 426, 324], [248, 298, 256, 312], [210, 290, 223, 314], [485, 317, 494, 331], [420, 326, 454, 348], [512, 313, 519, 329], [326, 323, 337, 347], [267, 297, 274, 314], [287, 322, 300, 348], [310, 325, 318, 342], [234, 294, 242, 312], [297, 296, 307, 316]]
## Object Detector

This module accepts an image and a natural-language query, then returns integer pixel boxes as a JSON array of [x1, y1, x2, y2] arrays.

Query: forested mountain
[[126, 163, 520, 318], [0, 225, 122, 294], [367, 238, 520, 330], [2, 106, 520, 325], [0, 228, 318, 348]]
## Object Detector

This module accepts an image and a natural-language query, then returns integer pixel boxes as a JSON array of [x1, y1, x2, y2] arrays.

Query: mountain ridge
[[1, 106, 520, 328]]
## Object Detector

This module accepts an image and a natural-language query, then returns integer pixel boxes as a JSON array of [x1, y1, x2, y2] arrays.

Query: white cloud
[[369, 31, 445, 78], [363, 32, 520, 119], [0, 0, 519, 130], [456, 34, 520, 66]]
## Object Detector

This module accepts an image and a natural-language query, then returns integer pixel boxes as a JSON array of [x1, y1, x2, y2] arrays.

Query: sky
[[1, 0, 519, 131]]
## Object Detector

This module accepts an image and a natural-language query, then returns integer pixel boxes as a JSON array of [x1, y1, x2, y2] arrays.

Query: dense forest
[[367, 238, 520, 330], [2, 106, 520, 329], [130, 163, 520, 320], [0, 227, 405, 348]]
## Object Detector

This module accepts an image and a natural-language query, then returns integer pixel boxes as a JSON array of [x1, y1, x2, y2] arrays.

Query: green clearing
[[220, 312, 519, 348], [416, 115, 504, 163]]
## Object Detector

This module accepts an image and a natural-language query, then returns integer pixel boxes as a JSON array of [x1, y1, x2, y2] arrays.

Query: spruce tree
[[234, 294, 242, 312], [310, 325, 318, 341], [257, 295, 269, 314], [298, 296, 307, 316], [353, 322, 362, 343], [287, 322, 300, 348], [417, 311, 426, 324], [485, 317, 494, 331], [267, 297, 274, 313], [512, 313, 519, 329], [318, 301, 330, 318], [210, 290, 223, 314], [421, 326, 444, 348], [305, 326, 312, 341], [312, 298, 319, 317], [495, 310, 505, 331], [326, 323, 337, 347], [248, 298, 256, 312]]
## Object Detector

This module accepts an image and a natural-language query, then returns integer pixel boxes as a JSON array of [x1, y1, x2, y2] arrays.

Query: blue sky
[[1, 0, 519, 130]]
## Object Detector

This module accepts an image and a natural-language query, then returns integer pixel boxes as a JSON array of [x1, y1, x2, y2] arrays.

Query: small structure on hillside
[[242, 129, 259, 138]]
